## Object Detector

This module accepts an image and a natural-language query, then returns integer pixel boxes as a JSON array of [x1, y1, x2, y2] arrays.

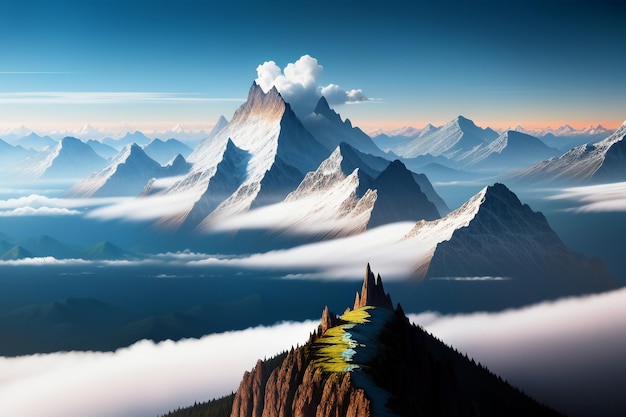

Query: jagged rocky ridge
[[67, 144, 191, 197], [221, 265, 563, 417], [280, 144, 441, 236], [161, 82, 329, 229], [301, 96, 388, 158], [400, 183, 615, 293]]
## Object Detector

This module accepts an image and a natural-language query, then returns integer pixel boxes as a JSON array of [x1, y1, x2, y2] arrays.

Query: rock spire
[[353, 263, 394, 311]]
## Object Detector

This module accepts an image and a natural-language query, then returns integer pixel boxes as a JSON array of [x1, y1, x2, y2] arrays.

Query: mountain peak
[[60, 136, 82, 146], [353, 263, 394, 310], [314, 96, 342, 124], [234, 81, 286, 121], [226, 264, 564, 417], [453, 115, 478, 130]]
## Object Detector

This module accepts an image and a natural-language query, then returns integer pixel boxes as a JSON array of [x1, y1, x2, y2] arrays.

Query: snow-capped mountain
[[103, 131, 152, 150], [255, 144, 440, 236], [0, 139, 35, 169], [19, 137, 107, 180], [514, 121, 626, 184], [68, 144, 171, 197], [301, 96, 387, 157], [395, 115, 499, 159], [529, 124, 610, 137], [86, 139, 119, 160], [9, 132, 57, 151], [403, 183, 614, 291], [512, 124, 613, 152], [206, 115, 228, 140], [160, 82, 329, 228], [458, 130, 560, 169], [143, 138, 193, 165]]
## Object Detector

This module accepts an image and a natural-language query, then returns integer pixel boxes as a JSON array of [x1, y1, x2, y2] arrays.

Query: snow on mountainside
[[513, 124, 611, 138], [143, 138, 192, 165], [395, 116, 499, 159], [160, 82, 329, 228], [205, 115, 228, 140], [301, 96, 387, 157], [317, 142, 449, 216], [103, 131, 151, 150], [67, 144, 182, 197], [515, 121, 626, 184], [19, 137, 107, 180], [283, 144, 439, 236], [458, 130, 560, 169], [403, 183, 615, 291], [204, 143, 443, 237]]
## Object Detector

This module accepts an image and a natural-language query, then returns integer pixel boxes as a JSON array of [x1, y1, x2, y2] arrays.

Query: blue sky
[[0, 0, 624, 132]]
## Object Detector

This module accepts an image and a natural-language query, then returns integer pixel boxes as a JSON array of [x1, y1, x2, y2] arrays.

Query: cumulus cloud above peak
[[255, 54, 369, 116]]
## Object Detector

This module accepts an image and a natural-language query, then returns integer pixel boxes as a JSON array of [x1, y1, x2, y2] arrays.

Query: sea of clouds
[[1, 288, 625, 417]]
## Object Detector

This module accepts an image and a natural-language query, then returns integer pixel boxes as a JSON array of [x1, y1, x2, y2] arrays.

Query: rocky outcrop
[[426, 183, 616, 292], [230, 346, 372, 417], [353, 263, 393, 311], [228, 265, 563, 417]]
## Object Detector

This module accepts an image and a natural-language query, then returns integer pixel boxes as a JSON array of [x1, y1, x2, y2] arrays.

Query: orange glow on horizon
[[357, 119, 622, 135]]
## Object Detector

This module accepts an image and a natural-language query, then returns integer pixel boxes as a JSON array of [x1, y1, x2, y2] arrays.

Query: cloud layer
[[411, 286, 626, 417], [2, 287, 626, 417], [0, 321, 317, 417], [255, 55, 369, 115], [547, 182, 626, 212]]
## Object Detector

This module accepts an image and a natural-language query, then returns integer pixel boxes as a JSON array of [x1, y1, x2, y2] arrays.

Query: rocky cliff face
[[228, 266, 563, 417], [426, 183, 615, 292]]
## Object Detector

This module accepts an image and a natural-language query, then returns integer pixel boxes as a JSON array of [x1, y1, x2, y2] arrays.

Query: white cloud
[[0, 194, 122, 210], [2, 286, 626, 417], [0, 206, 81, 216], [320, 84, 368, 105], [428, 276, 511, 281], [0, 257, 91, 266], [0, 92, 245, 105], [191, 222, 419, 281], [410, 287, 626, 417], [85, 191, 198, 221], [0, 321, 317, 417], [547, 182, 626, 212], [255, 54, 370, 115]]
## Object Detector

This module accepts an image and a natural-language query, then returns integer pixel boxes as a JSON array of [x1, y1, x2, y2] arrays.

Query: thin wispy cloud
[[0, 92, 245, 105], [547, 182, 626, 213], [0, 71, 73, 74], [85, 192, 198, 221], [190, 222, 419, 281], [0, 257, 91, 266], [0, 207, 81, 217]]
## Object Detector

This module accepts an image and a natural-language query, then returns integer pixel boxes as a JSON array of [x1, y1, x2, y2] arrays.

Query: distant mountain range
[[372, 120, 620, 169], [0, 233, 132, 261], [68, 144, 191, 197], [513, 121, 626, 185], [19, 137, 107, 180]]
